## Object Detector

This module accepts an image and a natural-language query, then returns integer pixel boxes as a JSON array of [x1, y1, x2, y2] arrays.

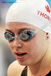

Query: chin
[[18, 60, 29, 66]]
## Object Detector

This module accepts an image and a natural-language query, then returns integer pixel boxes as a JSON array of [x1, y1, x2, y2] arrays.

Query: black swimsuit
[[21, 67, 51, 76]]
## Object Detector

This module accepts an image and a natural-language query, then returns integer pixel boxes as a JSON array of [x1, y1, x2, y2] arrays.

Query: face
[[5, 22, 48, 66]]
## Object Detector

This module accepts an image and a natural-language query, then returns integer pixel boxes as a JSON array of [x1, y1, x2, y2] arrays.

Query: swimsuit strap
[[46, 71, 51, 76], [21, 66, 27, 76], [21, 66, 51, 76]]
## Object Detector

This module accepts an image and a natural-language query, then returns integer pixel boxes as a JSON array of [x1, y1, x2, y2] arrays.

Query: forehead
[[5, 22, 38, 31]]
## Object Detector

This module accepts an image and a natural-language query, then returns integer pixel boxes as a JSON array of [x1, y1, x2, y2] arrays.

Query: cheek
[[29, 38, 40, 52], [29, 37, 42, 57], [30, 36, 46, 62], [8, 42, 14, 52]]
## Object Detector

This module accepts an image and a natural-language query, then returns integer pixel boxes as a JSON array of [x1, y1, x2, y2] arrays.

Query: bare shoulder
[[7, 60, 25, 76]]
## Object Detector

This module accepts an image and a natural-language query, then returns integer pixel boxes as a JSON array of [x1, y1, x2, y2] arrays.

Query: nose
[[13, 38, 23, 48]]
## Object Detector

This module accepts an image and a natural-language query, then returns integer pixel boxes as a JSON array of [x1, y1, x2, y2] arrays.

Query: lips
[[15, 52, 27, 59], [16, 52, 27, 56]]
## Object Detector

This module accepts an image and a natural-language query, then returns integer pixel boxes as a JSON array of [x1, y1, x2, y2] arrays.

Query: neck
[[28, 44, 51, 76]]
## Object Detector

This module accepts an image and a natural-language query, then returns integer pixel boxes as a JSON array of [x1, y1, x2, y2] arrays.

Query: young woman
[[4, 0, 51, 76]]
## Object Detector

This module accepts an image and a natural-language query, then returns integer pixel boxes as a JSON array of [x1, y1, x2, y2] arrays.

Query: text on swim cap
[[37, 10, 51, 21]]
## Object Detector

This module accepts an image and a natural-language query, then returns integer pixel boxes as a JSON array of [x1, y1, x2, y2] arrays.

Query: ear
[[45, 32, 49, 39]]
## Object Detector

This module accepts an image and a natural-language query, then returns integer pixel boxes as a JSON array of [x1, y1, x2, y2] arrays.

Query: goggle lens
[[19, 32, 29, 41], [4, 32, 14, 41]]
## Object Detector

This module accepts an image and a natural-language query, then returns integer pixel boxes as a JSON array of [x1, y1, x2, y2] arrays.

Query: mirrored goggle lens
[[19, 32, 29, 41], [4, 32, 14, 41], [19, 29, 35, 41]]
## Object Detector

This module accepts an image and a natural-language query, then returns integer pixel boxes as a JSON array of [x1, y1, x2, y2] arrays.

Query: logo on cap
[[45, 5, 51, 13], [37, 0, 51, 21], [45, 0, 51, 13]]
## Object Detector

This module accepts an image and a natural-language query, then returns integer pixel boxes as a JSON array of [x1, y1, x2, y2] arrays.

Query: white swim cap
[[6, 0, 51, 33]]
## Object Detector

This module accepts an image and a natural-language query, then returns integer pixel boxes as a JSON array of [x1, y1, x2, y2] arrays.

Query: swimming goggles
[[4, 29, 37, 42]]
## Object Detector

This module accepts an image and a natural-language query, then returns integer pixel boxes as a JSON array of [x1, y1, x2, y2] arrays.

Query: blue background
[[0, 0, 16, 3], [46, 0, 51, 9]]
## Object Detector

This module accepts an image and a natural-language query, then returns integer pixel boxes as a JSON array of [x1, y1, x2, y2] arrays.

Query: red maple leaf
[[45, 5, 50, 13]]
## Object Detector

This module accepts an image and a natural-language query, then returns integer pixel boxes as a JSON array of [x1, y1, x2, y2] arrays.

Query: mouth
[[15, 52, 27, 59]]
